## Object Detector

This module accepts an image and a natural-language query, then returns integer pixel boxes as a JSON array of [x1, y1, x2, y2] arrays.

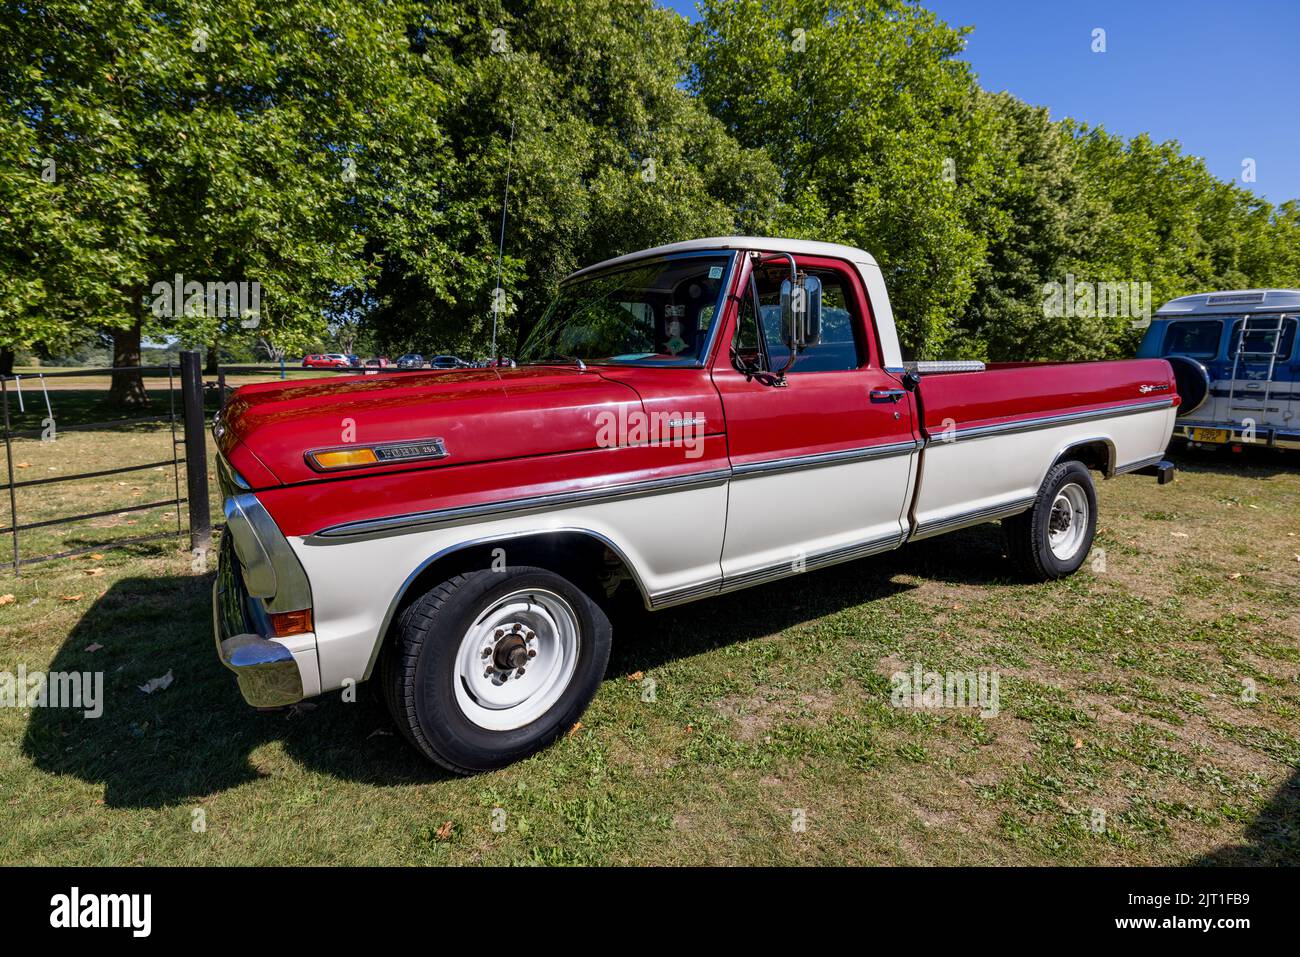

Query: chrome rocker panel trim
[[909, 496, 1038, 541], [647, 530, 907, 610]]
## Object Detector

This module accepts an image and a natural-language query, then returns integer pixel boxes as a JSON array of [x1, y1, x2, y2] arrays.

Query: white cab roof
[[1156, 289, 1300, 316], [565, 236, 879, 281]]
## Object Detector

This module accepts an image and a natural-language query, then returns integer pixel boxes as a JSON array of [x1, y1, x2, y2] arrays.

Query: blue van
[[1136, 289, 1300, 450]]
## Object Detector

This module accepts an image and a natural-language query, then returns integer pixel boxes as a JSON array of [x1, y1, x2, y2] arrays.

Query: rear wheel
[[382, 566, 612, 773], [1003, 460, 1097, 581]]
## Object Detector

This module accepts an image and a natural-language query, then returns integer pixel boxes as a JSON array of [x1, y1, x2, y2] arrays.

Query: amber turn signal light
[[268, 609, 313, 637], [308, 447, 378, 470]]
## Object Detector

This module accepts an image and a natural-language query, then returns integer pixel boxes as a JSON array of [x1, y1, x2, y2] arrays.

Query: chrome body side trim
[[931, 398, 1176, 445], [312, 468, 733, 540], [730, 440, 918, 479]]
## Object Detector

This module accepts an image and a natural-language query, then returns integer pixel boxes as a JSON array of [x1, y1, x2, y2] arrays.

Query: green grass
[[1, 420, 1298, 864]]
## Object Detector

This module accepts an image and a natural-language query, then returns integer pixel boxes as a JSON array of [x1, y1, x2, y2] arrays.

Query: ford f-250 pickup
[[212, 237, 1179, 773]]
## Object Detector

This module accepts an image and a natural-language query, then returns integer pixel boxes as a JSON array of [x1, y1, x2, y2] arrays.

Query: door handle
[[870, 389, 905, 402]]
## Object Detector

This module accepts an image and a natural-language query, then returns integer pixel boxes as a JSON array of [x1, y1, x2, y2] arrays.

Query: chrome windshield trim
[[933, 398, 1175, 445], [311, 468, 734, 540]]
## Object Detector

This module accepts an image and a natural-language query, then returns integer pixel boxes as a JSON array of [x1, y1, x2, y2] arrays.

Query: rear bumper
[[213, 534, 308, 707], [1175, 422, 1300, 450]]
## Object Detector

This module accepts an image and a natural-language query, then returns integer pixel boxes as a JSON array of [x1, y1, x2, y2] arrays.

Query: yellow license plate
[[1190, 427, 1231, 443]]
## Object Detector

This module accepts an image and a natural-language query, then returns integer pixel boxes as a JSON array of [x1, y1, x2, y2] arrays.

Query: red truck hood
[[218, 367, 644, 487]]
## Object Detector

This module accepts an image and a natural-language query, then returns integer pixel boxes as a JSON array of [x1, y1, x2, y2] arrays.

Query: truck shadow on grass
[[1193, 766, 1300, 865], [18, 523, 1072, 809], [20, 571, 453, 808]]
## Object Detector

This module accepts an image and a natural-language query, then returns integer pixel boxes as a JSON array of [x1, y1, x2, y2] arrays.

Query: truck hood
[[217, 367, 644, 487]]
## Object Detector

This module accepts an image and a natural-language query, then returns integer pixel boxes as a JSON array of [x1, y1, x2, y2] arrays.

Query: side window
[[1161, 320, 1222, 358], [1229, 317, 1297, 359], [755, 266, 865, 373]]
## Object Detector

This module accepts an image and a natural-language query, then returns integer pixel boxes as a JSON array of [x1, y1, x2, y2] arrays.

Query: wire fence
[[0, 363, 192, 572]]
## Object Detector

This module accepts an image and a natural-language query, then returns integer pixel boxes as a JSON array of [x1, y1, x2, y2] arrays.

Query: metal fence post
[[1, 376, 18, 574], [180, 351, 212, 557]]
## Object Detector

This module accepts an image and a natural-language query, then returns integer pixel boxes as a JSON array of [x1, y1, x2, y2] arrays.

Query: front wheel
[[382, 566, 612, 773], [1002, 460, 1098, 581]]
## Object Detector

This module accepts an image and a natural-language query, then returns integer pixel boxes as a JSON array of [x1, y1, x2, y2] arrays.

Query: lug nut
[[527, 649, 536, 658], [481, 648, 491, 658], [512, 623, 521, 633], [516, 668, 526, 677], [494, 629, 504, 639], [484, 668, 493, 677], [527, 631, 536, 641]]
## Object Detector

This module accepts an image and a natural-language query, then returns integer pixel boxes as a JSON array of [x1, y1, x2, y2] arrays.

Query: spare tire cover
[[1166, 355, 1211, 416]]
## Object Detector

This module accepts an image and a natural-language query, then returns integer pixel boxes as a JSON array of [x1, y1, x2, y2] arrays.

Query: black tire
[[1002, 460, 1098, 581], [382, 566, 612, 774]]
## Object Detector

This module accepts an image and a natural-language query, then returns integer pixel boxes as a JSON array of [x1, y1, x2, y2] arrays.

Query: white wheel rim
[[1047, 483, 1089, 560], [453, 588, 581, 731]]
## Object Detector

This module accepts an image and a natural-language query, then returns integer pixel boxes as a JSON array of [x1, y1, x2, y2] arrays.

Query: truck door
[[711, 253, 917, 586]]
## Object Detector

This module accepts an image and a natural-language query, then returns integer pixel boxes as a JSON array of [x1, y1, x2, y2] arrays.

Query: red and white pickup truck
[[213, 237, 1178, 772]]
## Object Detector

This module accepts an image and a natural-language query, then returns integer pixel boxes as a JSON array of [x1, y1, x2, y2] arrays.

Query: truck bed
[[907, 358, 1179, 538]]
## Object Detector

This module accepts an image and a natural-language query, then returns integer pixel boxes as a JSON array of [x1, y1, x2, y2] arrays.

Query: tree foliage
[[2, 0, 1297, 373]]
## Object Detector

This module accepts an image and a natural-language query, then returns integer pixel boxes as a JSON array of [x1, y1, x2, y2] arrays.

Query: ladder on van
[[1225, 314, 1286, 415]]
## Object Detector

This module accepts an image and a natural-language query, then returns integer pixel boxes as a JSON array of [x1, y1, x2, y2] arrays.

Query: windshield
[[518, 252, 734, 366]]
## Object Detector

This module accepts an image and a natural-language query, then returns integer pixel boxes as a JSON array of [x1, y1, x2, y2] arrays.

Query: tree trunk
[[204, 346, 219, 375], [0, 347, 13, 377], [108, 320, 150, 409]]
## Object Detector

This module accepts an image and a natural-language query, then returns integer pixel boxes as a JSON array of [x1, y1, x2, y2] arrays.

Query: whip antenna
[[491, 119, 516, 361]]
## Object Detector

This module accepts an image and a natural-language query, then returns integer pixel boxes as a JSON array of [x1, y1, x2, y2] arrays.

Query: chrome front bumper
[[213, 534, 305, 707]]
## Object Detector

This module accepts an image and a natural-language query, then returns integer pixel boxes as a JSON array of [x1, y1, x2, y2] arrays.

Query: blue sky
[[661, 0, 1299, 205]]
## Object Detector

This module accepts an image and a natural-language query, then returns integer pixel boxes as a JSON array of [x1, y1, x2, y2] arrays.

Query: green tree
[[690, 0, 1000, 357], [362, 0, 782, 358]]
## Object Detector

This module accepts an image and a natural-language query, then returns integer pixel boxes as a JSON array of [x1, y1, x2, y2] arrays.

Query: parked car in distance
[[215, 236, 1178, 774], [396, 353, 424, 369], [301, 354, 353, 369], [429, 354, 467, 369], [363, 357, 391, 368], [1138, 288, 1300, 451]]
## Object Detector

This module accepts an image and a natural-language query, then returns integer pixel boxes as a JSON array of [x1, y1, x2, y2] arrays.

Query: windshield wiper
[[521, 354, 588, 370]]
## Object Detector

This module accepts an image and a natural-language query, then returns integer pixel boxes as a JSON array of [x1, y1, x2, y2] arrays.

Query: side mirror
[[780, 274, 822, 350]]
